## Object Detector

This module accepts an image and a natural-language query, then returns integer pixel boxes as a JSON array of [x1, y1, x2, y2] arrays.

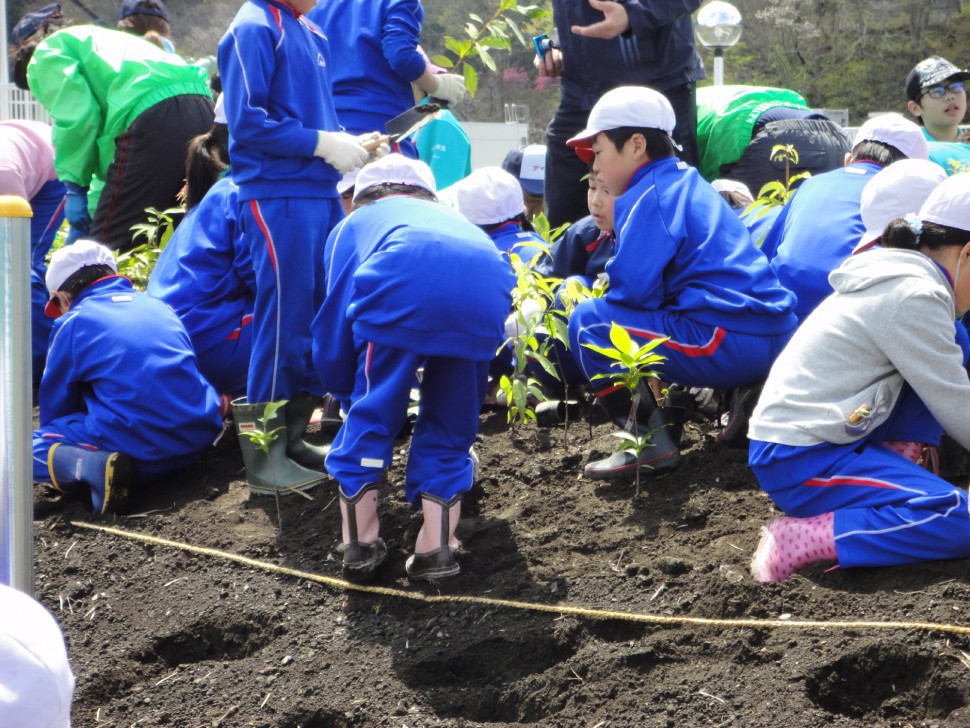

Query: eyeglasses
[[921, 81, 966, 99]]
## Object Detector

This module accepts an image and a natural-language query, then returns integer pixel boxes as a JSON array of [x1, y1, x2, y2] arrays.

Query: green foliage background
[[13, 0, 970, 131]]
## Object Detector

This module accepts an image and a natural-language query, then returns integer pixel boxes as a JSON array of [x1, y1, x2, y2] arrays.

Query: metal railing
[[0, 82, 51, 124]]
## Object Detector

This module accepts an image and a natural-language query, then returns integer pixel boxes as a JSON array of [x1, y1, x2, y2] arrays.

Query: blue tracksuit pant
[[325, 341, 488, 506], [240, 196, 340, 402], [569, 299, 793, 390], [34, 415, 208, 480], [750, 383, 970, 569], [195, 314, 253, 396]]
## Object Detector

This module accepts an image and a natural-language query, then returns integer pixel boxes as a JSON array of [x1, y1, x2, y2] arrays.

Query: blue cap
[[12, 3, 62, 45], [119, 0, 168, 22]]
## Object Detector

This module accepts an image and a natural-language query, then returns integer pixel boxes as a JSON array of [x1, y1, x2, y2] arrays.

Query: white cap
[[213, 93, 226, 124], [920, 172, 970, 231], [855, 159, 947, 252], [852, 113, 929, 161], [45, 239, 116, 294], [711, 178, 753, 200], [0, 584, 75, 728], [567, 86, 679, 163], [352, 153, 437, 202], [449, 167, 525, 225], [336, 168, 359, 195]]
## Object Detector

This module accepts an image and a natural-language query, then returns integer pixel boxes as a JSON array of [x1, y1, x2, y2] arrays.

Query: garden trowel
[[362, 103, 444, 152]]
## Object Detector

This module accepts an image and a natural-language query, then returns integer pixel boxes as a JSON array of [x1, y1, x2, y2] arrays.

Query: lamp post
[[695, 1, 743, 86]]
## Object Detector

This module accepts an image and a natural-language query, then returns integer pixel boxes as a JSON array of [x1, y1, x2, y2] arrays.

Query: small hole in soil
[[806, 643, 966, 720], [133, 612, 278, 666]]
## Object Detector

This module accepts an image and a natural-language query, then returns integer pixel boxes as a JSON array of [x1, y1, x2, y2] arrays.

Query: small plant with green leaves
[[583, 323, 668, 496], [744, 144, 811, 245], [116, 206, 184, 290], [431, 0, 548, 96], [237, 400, 288, 454]]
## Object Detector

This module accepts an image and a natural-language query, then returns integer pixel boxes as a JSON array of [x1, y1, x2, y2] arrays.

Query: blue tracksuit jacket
[[307, 0, 425, 136], [36, 277, 223, 471], [487, 222, 546, 256], [147, 177, 254, 394], [313, 196, 515, 399], [608, 157, 797, 335], [534, 215, 614, 281], [218, 0, 341, 201], [761, 161, 881, 320]]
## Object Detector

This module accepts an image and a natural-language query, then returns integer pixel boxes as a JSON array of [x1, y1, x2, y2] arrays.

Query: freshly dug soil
[[31, 407, 970, 727]]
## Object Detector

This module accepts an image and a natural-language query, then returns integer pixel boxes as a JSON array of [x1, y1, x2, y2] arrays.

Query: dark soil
[[31, 405, 970, 727]]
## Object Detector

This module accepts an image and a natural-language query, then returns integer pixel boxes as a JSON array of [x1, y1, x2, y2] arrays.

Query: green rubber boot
[[283, 393, 329, 471], [232, 397, 324, 495]]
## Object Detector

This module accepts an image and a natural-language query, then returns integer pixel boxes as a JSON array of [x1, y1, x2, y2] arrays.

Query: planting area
[[32, 409, 970, 727]]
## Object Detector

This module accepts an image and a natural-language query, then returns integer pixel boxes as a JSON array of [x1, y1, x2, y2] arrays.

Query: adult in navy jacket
[[33, 241, 223, 515], [311, 155, 514, 582], [536, 0, 705, 227], [307, 0, 467, 156], [218, 0, 372, 493]]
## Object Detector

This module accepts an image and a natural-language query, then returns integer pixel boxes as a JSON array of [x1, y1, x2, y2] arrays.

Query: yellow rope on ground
[[71, 521, 970, 637]]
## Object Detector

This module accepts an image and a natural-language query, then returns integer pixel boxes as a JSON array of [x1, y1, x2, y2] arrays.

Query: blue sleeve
[[38, 313, 83, 426], [608, 186, 675, 310], [624, 0, 703, 33], [227, 194, 256, 297], [382, 0, 426, 82], [312, 218, 360, 398], [218, 22, 318, 159]]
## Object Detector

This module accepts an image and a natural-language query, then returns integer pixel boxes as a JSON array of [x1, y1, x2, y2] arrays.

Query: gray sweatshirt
[[749, 247, 970, 449]]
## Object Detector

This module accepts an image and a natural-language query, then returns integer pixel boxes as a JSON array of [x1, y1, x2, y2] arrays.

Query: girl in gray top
[[748, 173, 970, 582]]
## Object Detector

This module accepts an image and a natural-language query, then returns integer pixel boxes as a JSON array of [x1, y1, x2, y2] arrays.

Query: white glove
[[689, 387, 715, 410], [432, 73, 467, 105], [314, 131, 369, 174], [357, 131, 390, 161], [503, 298, 544, 339]]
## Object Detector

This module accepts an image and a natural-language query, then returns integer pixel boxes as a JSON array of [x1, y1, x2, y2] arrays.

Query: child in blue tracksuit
[[565, 86, 798, 480], [218, 0, 373, 492], [761, 114, 930, 321], [33, 240, 223, 514], [307, 0, 466, 157], [311, 155, 514, 581], [748, 174, 970, 582], [148, 175, 252, 399]]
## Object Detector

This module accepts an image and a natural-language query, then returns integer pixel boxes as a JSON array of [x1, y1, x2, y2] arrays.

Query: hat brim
[[44, 298, 61, 319], [853, 229, 881, 254], [520, 178, 544, 196]]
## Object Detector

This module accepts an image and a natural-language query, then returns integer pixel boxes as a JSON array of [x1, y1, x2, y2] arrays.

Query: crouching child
[[33, 240, 224, 514], [311, 155, 515, 580]]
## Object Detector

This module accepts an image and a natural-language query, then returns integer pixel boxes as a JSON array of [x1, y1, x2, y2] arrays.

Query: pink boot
[[339, 483, 387, 578], [405, 493, 462, 580], [750, 512, 837, 582]]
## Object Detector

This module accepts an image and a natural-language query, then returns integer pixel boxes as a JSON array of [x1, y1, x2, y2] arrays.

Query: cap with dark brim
[[906, 56, 970, 101]]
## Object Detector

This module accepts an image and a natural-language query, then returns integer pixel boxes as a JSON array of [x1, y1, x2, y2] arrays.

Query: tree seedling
[[582, 322, 668, 496]]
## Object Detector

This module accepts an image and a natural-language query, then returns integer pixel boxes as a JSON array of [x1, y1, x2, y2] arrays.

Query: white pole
[[0, 197, 34, 593], [713, 48, 724, 86]]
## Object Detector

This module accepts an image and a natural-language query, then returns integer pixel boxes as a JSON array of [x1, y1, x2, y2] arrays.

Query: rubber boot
[[584, 384, 681, 479], [750, 513, 837, 582], [406, 493, 462, 580], [339, 483, 387, 578], [48, 442, 132, 515], [232, 397, 324, 495], [283, 393, 329, 471]]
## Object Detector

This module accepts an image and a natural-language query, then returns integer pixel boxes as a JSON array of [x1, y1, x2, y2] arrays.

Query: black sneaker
[[716, 384, 763, 449]]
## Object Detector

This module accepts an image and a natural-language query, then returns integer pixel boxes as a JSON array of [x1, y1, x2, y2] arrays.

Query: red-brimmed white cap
[[567, 86, 679, 163], [855, 159, 946, 252], [352, 153, 437, 201], [449, 166, 525, 225], [852, 113, 929, 161], [44, 239, 117, 317], [920, 172, 970, 231]]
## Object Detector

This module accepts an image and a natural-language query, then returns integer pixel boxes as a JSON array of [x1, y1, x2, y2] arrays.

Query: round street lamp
[[695, 1, 743, 86]]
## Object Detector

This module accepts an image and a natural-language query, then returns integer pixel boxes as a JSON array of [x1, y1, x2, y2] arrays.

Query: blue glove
[[63, 182, 91, 240]]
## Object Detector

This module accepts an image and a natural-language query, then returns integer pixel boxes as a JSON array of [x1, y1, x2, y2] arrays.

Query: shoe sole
[[100, 452, 133, 515]]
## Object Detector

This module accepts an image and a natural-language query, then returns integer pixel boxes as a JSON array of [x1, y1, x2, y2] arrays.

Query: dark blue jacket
[[307, 0, 425, 135], [609, 157, 797, 335], [535, 215, 614, 280], [147, 177, 255, 354], [313, 197, 515, 397], [487, 222, 547, 256], [218, 0, 341, 201], [40, 277, 223, 464], [552, 0, 705, 109]]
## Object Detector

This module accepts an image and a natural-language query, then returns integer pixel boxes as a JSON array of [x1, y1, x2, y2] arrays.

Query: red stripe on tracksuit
[[625, 325, 726, 358]]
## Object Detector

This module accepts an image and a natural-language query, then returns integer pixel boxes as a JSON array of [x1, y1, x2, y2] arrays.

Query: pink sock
[[882, 440, 924, 464], [751, 512, 837, 582]]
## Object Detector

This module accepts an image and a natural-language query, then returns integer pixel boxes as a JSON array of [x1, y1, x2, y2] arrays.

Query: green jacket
[[696, 85, 808, 182], [27, 25, 211, 187]]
